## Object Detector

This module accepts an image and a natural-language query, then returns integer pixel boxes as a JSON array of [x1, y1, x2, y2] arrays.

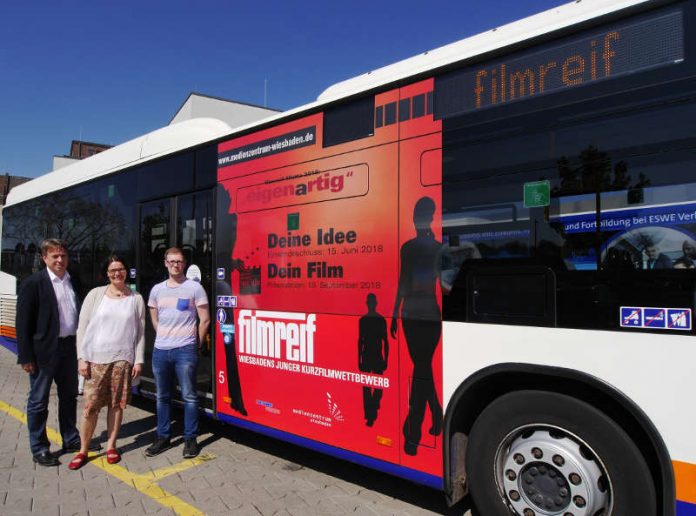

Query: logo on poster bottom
[[327, 392, 343, 422], [256, 399, 281, 415], [291, 392, 344, 428]]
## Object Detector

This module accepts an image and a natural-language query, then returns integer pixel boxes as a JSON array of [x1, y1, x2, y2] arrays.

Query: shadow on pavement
[[126, 396, 475, 515]]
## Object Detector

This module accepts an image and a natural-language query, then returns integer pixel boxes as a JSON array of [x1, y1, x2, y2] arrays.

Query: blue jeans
[[152, 344, 199, 440], [27, 337, 79, 454]]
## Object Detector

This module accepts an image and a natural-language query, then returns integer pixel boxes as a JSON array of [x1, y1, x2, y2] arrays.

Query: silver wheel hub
[[496, 427, 611, 516]]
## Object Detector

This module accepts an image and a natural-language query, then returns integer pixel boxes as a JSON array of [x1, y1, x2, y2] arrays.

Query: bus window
[[442, 95, 696, 332], [323, 96, 375, 148]]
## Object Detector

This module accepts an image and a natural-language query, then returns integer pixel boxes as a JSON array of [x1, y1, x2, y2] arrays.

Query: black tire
[[466, 390, 656, 516]]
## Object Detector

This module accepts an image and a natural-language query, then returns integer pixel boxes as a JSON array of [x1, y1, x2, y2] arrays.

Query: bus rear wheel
[[466, 390, 655, 516]]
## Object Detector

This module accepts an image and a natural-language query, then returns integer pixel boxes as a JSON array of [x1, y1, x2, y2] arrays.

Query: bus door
[[137, 190, 215, 410]]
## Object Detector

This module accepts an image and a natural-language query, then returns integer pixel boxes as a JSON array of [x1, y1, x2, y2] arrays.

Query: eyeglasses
[[166, 260, 185, 265], [107, 268, 126, 275]]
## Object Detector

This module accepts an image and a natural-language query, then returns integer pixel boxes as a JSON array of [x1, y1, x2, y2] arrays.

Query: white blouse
[[81, 295, 137, 364]]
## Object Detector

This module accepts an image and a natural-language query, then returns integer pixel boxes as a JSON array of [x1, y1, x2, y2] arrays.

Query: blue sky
[[1, 0, 563, 178]]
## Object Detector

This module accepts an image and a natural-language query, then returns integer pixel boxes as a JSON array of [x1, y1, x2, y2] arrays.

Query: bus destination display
[[435, 7, 684, 117]]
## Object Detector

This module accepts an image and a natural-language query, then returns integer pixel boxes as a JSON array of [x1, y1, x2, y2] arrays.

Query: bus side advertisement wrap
[[215, 81, 444, 478], [217, 124, 398, 460]]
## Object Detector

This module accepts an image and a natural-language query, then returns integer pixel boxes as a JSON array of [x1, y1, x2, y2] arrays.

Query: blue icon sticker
[[620, 307, 642, 327], [643, 308, 666, 329], [216, 295, 237, 308], [667, 309, 692, 330], [220, 324, 235, 334], [216, 308, 227, 324], [620, 306, 691, 331], [217, 268, 225, 280]]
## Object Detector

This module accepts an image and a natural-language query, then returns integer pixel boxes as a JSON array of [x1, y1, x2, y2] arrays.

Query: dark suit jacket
[[16, 268, 84, 367], [648, 253, 673, 270]]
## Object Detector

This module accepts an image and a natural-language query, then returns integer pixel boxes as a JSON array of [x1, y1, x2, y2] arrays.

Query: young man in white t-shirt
[[145, 247, 210, 459]]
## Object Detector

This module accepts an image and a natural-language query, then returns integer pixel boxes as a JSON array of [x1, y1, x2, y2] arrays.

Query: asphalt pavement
[[0, 345, 472, 515]]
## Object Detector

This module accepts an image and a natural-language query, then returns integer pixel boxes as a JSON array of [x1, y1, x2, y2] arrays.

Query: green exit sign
[[524, 180, 550, 208]]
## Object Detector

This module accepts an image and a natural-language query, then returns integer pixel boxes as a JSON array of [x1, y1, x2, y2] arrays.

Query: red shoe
[[106, 448, 121, 464], [68, 453, 88, 470]]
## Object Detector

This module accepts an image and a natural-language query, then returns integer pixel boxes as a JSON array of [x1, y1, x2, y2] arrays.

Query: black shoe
[[62, 440, 101, 453], [145, 437, 172, 457], [182, 438, 199, 459], [33, 451, 59, 467]]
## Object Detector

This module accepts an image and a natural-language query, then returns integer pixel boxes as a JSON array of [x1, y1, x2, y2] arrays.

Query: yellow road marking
[[147, 453, 216, 481], [0, 399, 213, 516]]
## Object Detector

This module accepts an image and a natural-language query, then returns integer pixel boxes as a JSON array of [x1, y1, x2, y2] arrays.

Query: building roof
[[169, 92, 279, 127]]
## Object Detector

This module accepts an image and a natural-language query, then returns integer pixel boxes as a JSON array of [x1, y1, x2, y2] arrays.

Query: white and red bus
[[2, 0, 695, 513]]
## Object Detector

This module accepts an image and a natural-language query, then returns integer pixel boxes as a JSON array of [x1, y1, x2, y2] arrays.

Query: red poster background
[[215, 79, 443, 477]]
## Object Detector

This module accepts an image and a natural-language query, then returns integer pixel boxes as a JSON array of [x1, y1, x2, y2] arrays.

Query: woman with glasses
[[68, 255, 145, 470]]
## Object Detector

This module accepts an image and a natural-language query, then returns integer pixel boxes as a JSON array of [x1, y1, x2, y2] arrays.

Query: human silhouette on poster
[[217, 186, 247, 416], [390, 196, 443, 456], [358, 293, 389, 427]]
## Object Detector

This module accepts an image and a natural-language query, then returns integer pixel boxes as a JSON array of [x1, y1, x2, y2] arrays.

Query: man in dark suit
[[16, 238, 88, 466]]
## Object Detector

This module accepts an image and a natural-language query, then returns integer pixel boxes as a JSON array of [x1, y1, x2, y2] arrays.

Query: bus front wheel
[[466, 390, 655, 516]]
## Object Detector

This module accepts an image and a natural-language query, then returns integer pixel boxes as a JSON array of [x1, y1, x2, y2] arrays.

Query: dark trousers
[[26, 336, 79, 454], [362, 386, 383, 422], [402, 318, 443, 449]]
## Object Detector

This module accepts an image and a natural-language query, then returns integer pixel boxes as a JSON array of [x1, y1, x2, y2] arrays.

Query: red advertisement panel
[[215, 79, 443, 477], [225, 145, 397, 315]]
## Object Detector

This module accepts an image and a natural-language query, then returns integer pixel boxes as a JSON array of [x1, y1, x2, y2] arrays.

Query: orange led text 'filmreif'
[[474, 31, 620, 108]]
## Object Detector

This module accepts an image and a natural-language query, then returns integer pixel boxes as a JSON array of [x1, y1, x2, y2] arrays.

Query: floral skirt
[[82, 360, 132, 416]]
